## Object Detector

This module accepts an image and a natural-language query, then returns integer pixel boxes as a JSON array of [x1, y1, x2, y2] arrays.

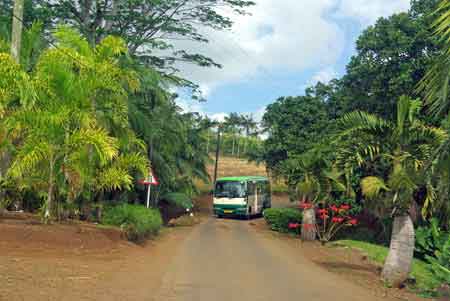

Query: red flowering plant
[[314, 198, 362, 244], [288, 222, 301, 236]]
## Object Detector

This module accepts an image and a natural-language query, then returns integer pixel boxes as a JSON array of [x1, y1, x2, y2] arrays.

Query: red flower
[[332, 217, 344, 223], [319, 214, 329, 220], [330, 205, 339, 212], [348, 219, 358, 225], [339, 204, 351, 211], [317, 209, 328, 215], [288, 223, 300, 229]]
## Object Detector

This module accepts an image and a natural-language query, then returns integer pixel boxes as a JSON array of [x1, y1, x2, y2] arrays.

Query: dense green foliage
[[102, 204, 162, 242], [416, 219, 450, 286], [255, 0, 450, 291], [0, 0, 259, 219], [160, 193, 193, 210], [263, 208, 302, 233], [258, 0, 449, 229], [0, 0, 255, 96], [261, 96, 330, 170]]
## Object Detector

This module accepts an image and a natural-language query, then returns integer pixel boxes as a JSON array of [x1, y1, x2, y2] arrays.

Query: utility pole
[[11, 0, 24, 63], [213, 126, 221, 185]]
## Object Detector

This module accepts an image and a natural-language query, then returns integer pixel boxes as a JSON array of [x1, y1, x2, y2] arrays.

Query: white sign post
[[140, 170, 158, 209], [146, 175, 153, 208]]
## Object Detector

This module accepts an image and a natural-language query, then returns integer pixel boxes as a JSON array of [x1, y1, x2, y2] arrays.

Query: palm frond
[[8, 141, 51, 178], [338, 111, 390, 136], [417, 0, 450, 118], [361, 176, 390, 199]]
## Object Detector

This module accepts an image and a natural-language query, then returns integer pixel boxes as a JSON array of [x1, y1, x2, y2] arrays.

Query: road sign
[[138, 171, 159, 186], [138, 169, 159, 208]]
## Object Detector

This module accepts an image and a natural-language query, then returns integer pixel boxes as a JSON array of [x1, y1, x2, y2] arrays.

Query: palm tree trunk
[[243, 139, 247, 155], [11, 0, 24, 63], [0, 151, 11, 211], [381, 214, 415, 287], [231, 136, 235, 156], [237, 139, 240, 158], [44, 158, 55, 223], [301, 201, 317, 241]]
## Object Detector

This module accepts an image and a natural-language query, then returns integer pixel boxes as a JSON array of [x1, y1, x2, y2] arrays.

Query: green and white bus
[[213, 176, 271, 218]]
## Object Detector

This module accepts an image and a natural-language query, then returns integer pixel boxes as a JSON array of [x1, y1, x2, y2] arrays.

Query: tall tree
[[240, 114, 258, 154], [5, 1, 254, 71], [338, 2, 441, 119], [224, 113, 242, 156], [10, 0, 24, 62], [261, 95, 330, 171]]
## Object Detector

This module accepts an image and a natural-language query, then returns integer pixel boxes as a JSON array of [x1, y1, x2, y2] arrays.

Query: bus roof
[[216, 176, 269, 182]]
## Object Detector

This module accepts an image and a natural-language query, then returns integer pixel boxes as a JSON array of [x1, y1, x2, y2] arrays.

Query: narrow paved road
[[152, 218, 387, 301]]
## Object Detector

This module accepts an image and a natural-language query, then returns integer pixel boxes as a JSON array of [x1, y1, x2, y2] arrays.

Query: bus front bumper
[[213, 204, 248, 216]]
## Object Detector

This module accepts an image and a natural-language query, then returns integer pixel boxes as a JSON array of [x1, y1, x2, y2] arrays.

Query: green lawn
[[334, 240, 439, 295]]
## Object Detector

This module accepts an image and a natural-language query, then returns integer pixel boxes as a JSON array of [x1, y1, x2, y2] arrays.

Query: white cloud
[[175, 0, 345, 96], [312, 67, 338, 85], [173, 0, 410, 99], [209, 112, 228, 122], [173, 0, 410, 118], [176, 97, 205, 114], [300, 66, 338, 91], [335, 0, 410, 25], [253, 106, 266, 123], [174, 96, 227, 122]]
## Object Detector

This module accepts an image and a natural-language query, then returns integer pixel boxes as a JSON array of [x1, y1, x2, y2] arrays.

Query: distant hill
[[207, 156, 267, 179]]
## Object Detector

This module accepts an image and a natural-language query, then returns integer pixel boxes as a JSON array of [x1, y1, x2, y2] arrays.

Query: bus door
[[247, 181, 257, 215]]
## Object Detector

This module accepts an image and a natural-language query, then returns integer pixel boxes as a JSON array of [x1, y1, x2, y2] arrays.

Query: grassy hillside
[[207, 156, 268, 179], [197, 156, 287, 194]]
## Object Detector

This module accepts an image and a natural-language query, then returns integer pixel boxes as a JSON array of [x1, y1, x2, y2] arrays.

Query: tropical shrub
[[263, 208, 302, 233], [426, 240, 450, 286], [102, 204, 162, 242], [416, 219, 450, 286], [416, 218, 450, 259]]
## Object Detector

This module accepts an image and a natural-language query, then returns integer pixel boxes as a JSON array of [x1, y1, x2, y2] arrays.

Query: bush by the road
[[102, 204, 162, 242], [264, 208, 302, 233]]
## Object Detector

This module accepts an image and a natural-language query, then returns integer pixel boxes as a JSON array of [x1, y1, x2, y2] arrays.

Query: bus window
[[214, 181, 246, 198]]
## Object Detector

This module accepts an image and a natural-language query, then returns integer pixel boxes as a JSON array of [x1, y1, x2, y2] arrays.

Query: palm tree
[[279, 150, 330, 241], [224, 113, 241, 156], [4, 27, 149, 221], [337, 96, 447, 286], [241, 114, 258, 155]]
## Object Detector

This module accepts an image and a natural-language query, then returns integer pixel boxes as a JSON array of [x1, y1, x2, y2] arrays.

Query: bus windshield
[[214, 181, 246, 198]]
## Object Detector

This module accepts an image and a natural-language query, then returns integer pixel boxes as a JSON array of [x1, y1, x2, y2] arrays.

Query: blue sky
[[175, 0, 410, 121]]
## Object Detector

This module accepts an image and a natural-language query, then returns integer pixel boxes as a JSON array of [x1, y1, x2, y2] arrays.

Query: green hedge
[[102, 204, 162, 242], [160, 192, 193, 209], [264, 208, 302, 233]]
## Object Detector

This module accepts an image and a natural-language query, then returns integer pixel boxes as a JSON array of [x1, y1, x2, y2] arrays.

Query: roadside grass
[[334, 240, 439, 296]]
